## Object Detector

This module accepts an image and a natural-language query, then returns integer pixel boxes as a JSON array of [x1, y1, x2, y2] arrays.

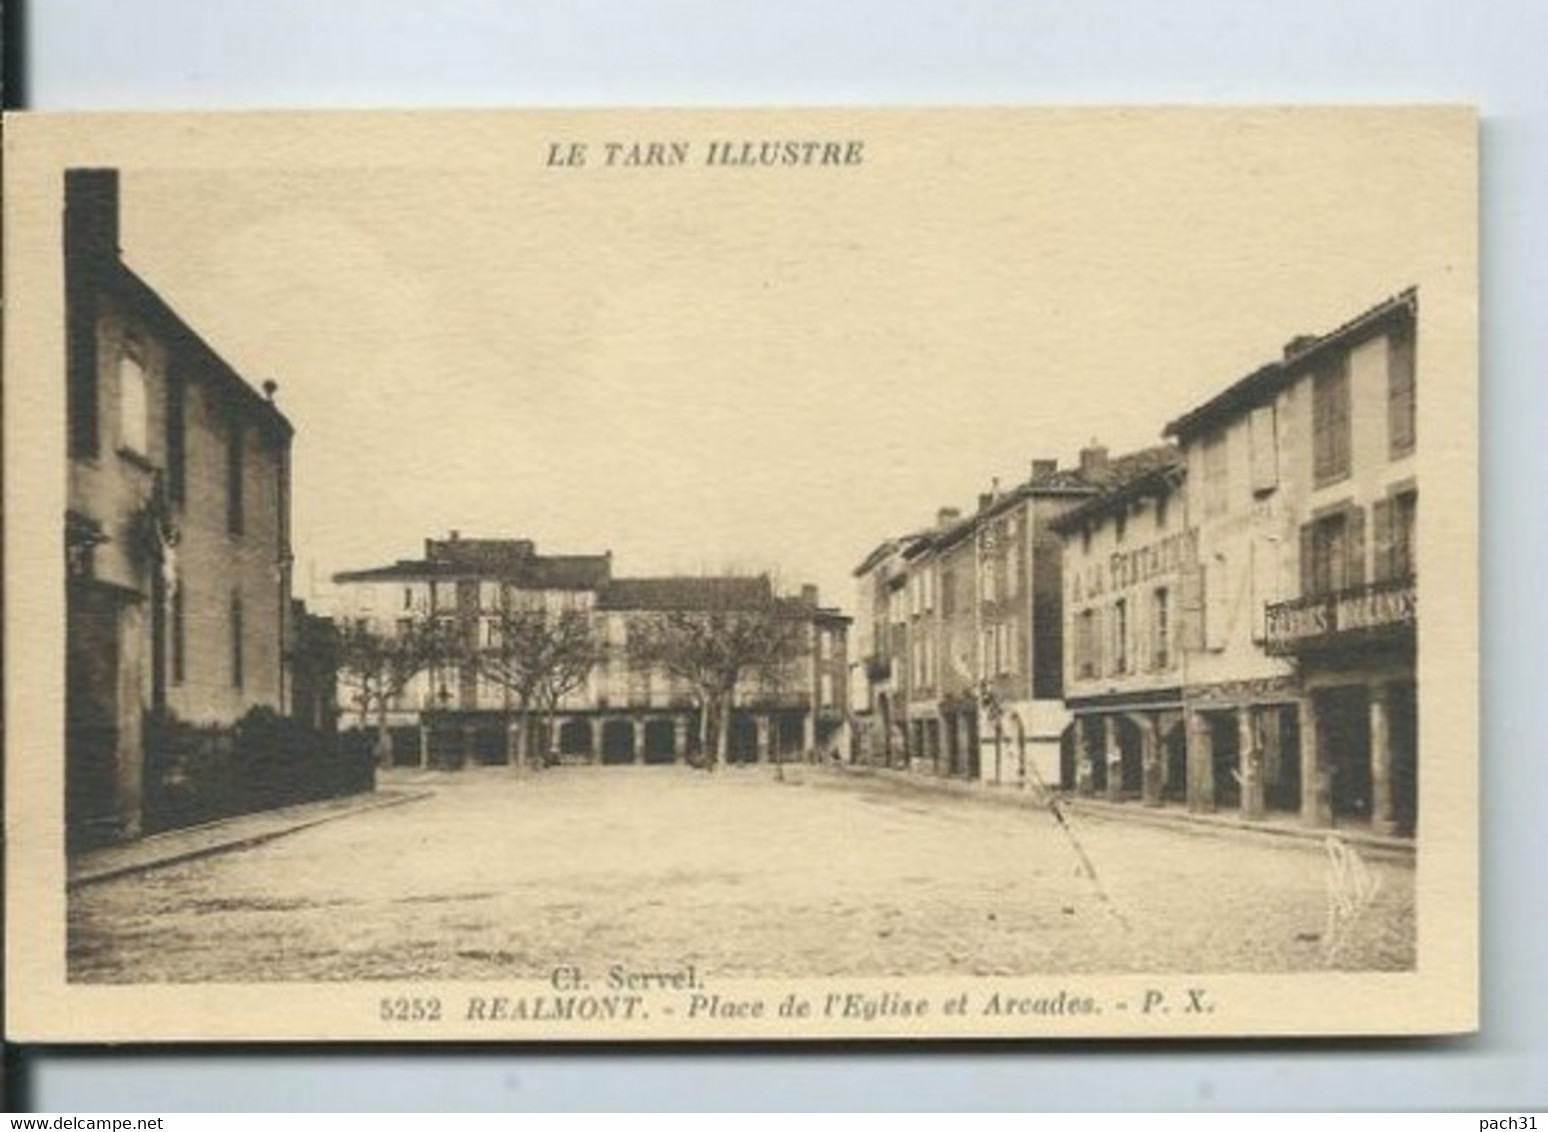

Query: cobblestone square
[[68, 766, 1415, 983]]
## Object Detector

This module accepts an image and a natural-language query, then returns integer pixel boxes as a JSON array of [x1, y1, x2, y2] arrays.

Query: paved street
[[68, 766, 1415, 982]]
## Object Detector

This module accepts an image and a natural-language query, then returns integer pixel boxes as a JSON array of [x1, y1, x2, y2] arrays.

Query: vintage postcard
[[4, 108, 1477, 1041]]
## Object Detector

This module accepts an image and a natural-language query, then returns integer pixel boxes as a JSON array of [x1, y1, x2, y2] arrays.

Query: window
[[1308, 515, 1345, 595], [1205, 556, 1229, 651], [1115, 510, 1127, 544], [941, 569, 956, 616], [1155, 493, 1169, 530], [1313, 358, 1352, 486], [230, 592, 245, 690], [1375, 489, 1418, 582], [118, 351, 148, 456], [1301, 506, 1366, 597], [403, 587, 414, 611], [1203, 430, 1229, 517], [167, 369, 186, 504], [1112, 599, 1128, 675], [227, 413, 245, 535], [821, 674, 834, 709], [171, 586, 186, 685], [1392, 491, 1417, 579], [1076, 608, 1102, 680], [1389, 323, 1416, 459], [1152, 587, 1170, 671], [1249, 404, 1278, 494]]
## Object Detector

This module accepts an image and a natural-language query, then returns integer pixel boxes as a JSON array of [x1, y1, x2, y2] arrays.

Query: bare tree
[[478, 600, 604, 769], [627, 579, 807, 771], [336, 615, 460, 768]]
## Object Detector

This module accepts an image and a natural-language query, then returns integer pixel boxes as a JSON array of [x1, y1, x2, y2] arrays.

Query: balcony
[[1264, 577, 1416, 656]]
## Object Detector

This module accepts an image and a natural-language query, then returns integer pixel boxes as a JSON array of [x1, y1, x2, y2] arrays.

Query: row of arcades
[[866, 666, 1417, 838], [1064, 674, 1417, 837], [379, 708, 839, 769]]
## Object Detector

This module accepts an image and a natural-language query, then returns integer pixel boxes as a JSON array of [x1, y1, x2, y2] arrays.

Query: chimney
[[1284, 334, 1321, 359], [1079, 442, 1109, 477], [449, 529, 461, 541], [64, 168, 121, 268], [1031, 458, 1057, 480], [977, 492, 993, 512], [801, 584, 819, 607], [936, 506, 961, 528]]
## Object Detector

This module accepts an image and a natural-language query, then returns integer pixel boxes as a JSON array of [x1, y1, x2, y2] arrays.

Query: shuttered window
[[1112, 598, 1128, 675], [1389, 323, 1416, 460], [1313, 358, 1352, 486], [1249, 404, 1278, 494], [1300, 505, 1366, 596], [1152, 586, 1171, 671], [1374, 491, 1418, 582]]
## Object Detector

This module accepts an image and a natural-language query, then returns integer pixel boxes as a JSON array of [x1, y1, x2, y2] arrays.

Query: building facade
[[852, 447, 1174, 789], [1053, 451, 1191, 805], [1164, 290, 1419, 835], [330, 534, 849, 767], [65, 169, 296, 843]]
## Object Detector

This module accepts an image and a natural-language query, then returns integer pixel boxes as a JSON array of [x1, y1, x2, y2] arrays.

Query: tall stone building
[[64, 169, 296, 843], [852, 447, 1172, 788], [1164, 289, 1419, 835]]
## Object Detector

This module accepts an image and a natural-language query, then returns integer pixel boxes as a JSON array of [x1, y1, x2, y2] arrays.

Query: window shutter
[[1204, 558, 1229, 651], [1333, 359, 1352, 477], [1090, 607, 1105, 675], [1300, 523, 1316, 597], [1346, 505, 1367, 588], [1371, 499, 1393, 585], [1249, 404, 1278, 494], [1178, 564, 1204, 653]]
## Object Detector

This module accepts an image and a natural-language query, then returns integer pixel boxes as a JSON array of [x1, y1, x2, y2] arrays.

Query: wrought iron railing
[[1264, 576, 1416, 655]]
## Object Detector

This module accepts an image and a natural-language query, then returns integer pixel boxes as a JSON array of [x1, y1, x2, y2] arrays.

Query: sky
[[110, 109, 1471, 614]]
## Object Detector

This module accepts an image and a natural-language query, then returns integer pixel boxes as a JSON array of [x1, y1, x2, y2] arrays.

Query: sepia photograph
[[5, 107, 1477, 1041]]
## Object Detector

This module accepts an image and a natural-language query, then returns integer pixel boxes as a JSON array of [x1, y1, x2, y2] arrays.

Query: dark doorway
[[1264, 705, 1302, 813], [776, 713, 804, 760], [1083, 718, 1108, 794], [727, 713, 759, 764], [1208, 711, 1241, 811], [601, 719, 635, 764], [473, 724, 506, 765], [1162, 718, 1188, 803], [558, 718, 594, 760], [644, 719, 677, 764], [1059, 723, 1078, 792], [1388, 680, 1418, 835], [1115, 716, 1144, 797], [1320, 686, 1373, 821], [67, 584, 126, 845]]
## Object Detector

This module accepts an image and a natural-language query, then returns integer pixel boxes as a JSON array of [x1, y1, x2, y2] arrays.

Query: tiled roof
[[596, 576, 774, 612], [978, 443, 1179, 523], [1048, 448, 1186, 532], [852, 533, 930, 577], [333, 552, 611, 589], [1164, 287, 1417, 443]]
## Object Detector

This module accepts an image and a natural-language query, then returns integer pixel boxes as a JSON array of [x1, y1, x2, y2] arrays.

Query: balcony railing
[[1264, 576, 1416, 656]]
